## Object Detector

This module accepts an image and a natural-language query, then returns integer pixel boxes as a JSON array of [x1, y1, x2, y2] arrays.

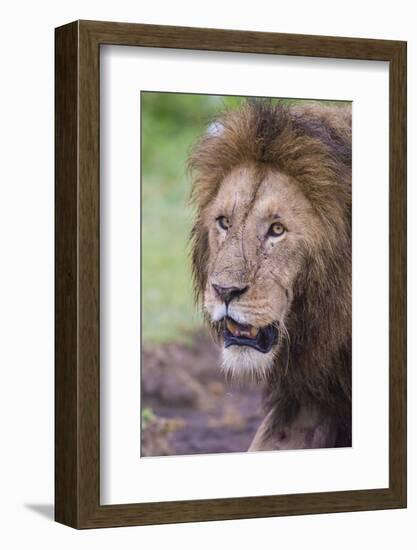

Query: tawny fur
[[188, 100, 352, 450]]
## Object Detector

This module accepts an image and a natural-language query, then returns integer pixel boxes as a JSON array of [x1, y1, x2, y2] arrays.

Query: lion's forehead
[[211, 165, 258, 213], [209, 164, 315, 229]]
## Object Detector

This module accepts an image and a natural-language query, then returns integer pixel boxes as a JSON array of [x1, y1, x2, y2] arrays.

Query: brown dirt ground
[[141, 331, 263, 456]]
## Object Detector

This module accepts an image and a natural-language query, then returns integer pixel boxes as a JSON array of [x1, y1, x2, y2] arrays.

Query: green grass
[[141, 92, 350, 344], [141, 94, 207, 343], [141, 175, 200, 343]]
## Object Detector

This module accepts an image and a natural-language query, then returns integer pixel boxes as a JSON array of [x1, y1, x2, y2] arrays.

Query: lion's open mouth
[[223, 317, 278, 354]]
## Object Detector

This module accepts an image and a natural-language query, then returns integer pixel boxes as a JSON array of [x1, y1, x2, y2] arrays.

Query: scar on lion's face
[[202, 163, 323, 378]]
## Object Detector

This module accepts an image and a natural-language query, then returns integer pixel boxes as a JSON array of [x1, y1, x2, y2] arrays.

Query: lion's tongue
[[226, 318, 259, 339]]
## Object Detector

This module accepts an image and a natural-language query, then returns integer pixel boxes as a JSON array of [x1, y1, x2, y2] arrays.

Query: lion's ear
[[190, 222, 209, 304]]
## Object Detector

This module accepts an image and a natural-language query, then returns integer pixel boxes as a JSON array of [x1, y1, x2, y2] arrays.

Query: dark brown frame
[[55, 20, 407, 529]]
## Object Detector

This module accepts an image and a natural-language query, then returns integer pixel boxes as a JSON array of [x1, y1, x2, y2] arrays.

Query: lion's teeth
[[226, 319, 238, 335], [226, 318, 259, 339]]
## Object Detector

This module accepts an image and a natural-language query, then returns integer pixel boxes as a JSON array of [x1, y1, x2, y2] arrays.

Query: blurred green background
[[141, 92, 349, 344]]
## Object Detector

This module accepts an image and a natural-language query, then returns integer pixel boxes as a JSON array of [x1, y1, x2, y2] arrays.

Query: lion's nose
[[212, 284, 248, 304]]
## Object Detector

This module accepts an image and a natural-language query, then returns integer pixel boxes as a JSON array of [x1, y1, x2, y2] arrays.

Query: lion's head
[[189, 101, 351, 386]]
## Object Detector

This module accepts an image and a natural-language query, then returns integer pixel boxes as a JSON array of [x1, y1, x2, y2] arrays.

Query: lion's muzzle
[[212, 283, 248, 304]]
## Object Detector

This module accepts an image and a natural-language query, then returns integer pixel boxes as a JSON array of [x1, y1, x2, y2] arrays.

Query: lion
[[188, 100, 352, 451]]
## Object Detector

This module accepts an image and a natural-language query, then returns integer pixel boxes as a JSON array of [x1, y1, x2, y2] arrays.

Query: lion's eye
[[267, 222, 286, 238], [217, 216, 230, 230]]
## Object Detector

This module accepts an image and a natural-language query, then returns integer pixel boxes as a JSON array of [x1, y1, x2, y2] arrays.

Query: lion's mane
[[189, 100, 352, 447]]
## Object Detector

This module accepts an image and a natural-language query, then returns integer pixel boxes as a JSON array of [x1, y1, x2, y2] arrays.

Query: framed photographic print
[[55, 20, 407, 528]]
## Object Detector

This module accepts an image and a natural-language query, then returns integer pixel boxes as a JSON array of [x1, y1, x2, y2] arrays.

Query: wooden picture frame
[[55, 20, 407, 529]]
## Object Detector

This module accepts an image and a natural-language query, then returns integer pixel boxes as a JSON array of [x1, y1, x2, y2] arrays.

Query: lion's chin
[[221, 345, 275, 383]]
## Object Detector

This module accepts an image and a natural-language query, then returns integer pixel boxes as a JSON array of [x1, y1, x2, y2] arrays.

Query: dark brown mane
[[189, 100, 351, 212], [188, 100, 352, 447]]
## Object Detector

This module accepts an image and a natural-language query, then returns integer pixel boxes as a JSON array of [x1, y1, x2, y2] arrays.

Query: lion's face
[[202, 163, 322, 379]]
